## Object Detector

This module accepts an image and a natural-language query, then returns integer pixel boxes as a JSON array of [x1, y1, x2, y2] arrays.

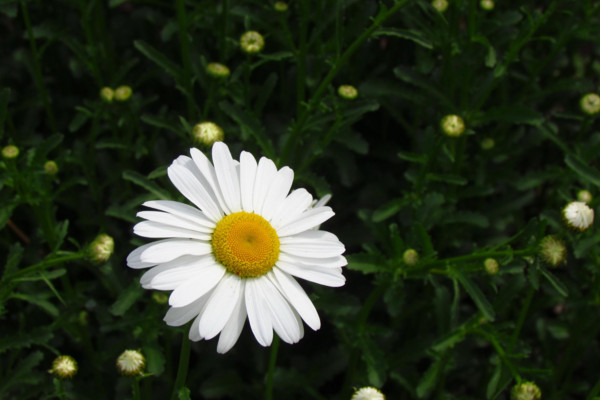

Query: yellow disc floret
[[212, 212, 280, 278]]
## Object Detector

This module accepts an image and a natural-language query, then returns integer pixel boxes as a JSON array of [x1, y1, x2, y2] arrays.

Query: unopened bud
[[114, 85, 133, 101], [481, 138, 495, 150], [480, 0, 494, 10], [402, 249, 419, 266], [240, 31, 265, 54], [100, 87, 114, 103], [192, 122, 224, 146], [44, 160, 58, 176], [577, 190, 592, 204], [2, 145, 19, 159], [511, 381, 541, 400], [563, 201, 594, 231], [441, 114, 465, 137], [206, 62, 230, 79], [539, 235, 566, 267], [87, 233, 115, 264], [338, 85, 358, 100], [351, 386, 386, 400], [431, 0, 449, 12], [484, 258, 499, 274], [580, 93, 600, 115], [116, 349, 146, 376], [152, 292, 168, 305], [274, 2, 288, 12], [50, 355, 78, 379]]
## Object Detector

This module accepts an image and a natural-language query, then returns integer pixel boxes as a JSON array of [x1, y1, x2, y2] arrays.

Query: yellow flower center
[[212, 212, 280, 278]]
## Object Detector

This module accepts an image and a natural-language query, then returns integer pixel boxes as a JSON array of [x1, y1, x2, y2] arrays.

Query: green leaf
[[398, 151, 427, 163], [134, 40, 182, 80], [0, 87, 11, 136], [478, 105, 544, 126], [538, 265, 569, 297], [10, 292, 59, 317], [486, 363, 502, 400], [144, 344, 165, 376], [426, 173, 467, 185], [453, 269, 496, 321], [346, 253, 387, 274], [141, 114, 182, 135], [178, 387, 191, 400], [416, 358, 443, 398], [3, 243, 23, 280], [372, 198, 407, 222], [0, 350, 44, 394], [373, 27, 433, 49], [393, 66, 453, 108], [218, 101, 274, 158], [442, 211, 490, 228], [123, 170, 171, 199], [565, 154, 600, 188], [0, 328, 53, 354], [0, 203, 16, 229], [110, 282, 143, 316]]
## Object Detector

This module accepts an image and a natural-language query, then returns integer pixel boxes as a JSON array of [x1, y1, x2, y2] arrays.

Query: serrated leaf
[[538, 265, 568, 297], [0, 350, 44, 394], [565, 154, 600, 188], [0, 329, 53, 354], [453, 269, 496, 321], [123, 170, 171, 199], [110, 282, 143, 316]]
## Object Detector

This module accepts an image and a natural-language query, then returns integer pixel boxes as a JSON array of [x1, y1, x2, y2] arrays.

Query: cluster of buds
[[192, 122, 224, 146], [116, 349, 146, 376], [351, 386, 386, 400], [100, 85, 133, 103]]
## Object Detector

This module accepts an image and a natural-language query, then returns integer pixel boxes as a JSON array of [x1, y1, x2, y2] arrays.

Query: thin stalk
[[170, 333, 192, 400], [132, 377, 141, 400], [510, 287, 535, 348], [280, 0, 410, 163], [176, 0, 196, 119], [3, 252, 85, 282], [420, 248, 534, 270], [21, 0, 57, 133], [265, 335, 280, 400], [477, 329, 522, 383]]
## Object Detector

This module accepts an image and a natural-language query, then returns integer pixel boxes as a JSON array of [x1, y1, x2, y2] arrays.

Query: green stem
[[3, 252, 85, 282], [510, 287, 535, 348], [265, 335, 280, 400], [421, 248, 534, 270], [176, 0, 196, 119], [170, 333, 192, 400], [477, 329, 522, 383], [132, 377, 141, 400], [21, 0, 57, 134], [280, 0, 410, 163]]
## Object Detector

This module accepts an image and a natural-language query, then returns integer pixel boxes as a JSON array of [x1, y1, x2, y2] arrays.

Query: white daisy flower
[[563, 201, 594, 231], [351, 386, 386, 400], [127, 142, 346, 353]]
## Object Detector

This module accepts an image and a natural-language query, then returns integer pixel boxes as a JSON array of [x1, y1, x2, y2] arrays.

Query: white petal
[[279, 253, 348, 268], [212, 142, 242, 213], [138, 239, 212, 264], [168, 263, 226, 307], [258, 277, 302, 344], [269, 269, 320, 331], [277, 207, 335, 237], [270, 189, 313, 229], [164, 295, 209, 327], [313, 194, 332, 208], [126, 243, 157, 269], [133, 221, 211, 241], [167, 164, 223, 222], [217, 284, 247, 354], [190, 147, 231, 215], [199, 273, 243, 340], [276, 261, 345, 287], [245, 278, 273, 346], [142, 200, 215, 230], [137, 210, 214, 233], [280, 232, 345, 258], [188, 314, 203, 341], [261, 167, 294, 221], [239, 151, 258, 213], [252, 157, 277, 217], [147, 256, 216, 290], [139, 255, 209, 288]]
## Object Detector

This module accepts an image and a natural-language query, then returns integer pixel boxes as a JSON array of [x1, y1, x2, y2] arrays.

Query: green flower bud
[[100, 87, 114, 103], [402, 249, 419, 266], [192, 122, 224, 146], [116, 349, 146, 376], [114, 85, 133, 101], [431, 0, 449, 12], [87, 233, 115, 264], [511, 381, 541, 400], [44, 160, 58, 176], [50, 355, 78, 379], [152, 292, 168, 305], [240, 31, 265, 54], [580, 93, 600, 115], [539, 235, 566, 267], [338, 85, 358, 100], [2, 145, 19, 159], [481, 138, 495, 150], [206, 62, 231, 79], [484, 258, 499, 274], [274, 2, 288, 12], [577, 189, 592, 204], [441, 114, 465, 137], [480, 0, 494, 10]]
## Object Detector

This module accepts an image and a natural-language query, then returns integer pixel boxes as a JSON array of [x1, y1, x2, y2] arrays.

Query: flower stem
[[170, 333, 191, 400], [265, 335, 280, 400], [2, 252, 86, 283], [132, 377, 141, 400]]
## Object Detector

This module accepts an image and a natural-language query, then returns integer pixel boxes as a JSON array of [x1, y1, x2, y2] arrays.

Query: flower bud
[[484, 258, 499, 274], [480, 0, 494, 10], [100, 87, 114, 103], [338, 85, 358, 100], [44, 160, 58, 176], [274, 1, 288, 12], [2, 145, 19, 159], [50, 355, 78, 379], [431, 0, 449, 12], [539, 235, 566, 267], [116, 349, 146, 376], [192, 122, 224, 146], [577, 189, 592, 204], [511, 381, 541, 400], [240, 31, 265, 54], [580, 93, 600, 115], [563, 201, 594, 231], [351, 386, 386, 400], [206, 62, 230, 79], [87, 233, 115, 264], [440, 114, 465, 137], [481, 138, 495, 150], [152, 292, 168, 305], [114, 85, 133, 101], [402, 249, 419, 266]]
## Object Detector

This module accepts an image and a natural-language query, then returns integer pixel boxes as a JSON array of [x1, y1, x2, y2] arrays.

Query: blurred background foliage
[[1, 0, 600, 398]]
